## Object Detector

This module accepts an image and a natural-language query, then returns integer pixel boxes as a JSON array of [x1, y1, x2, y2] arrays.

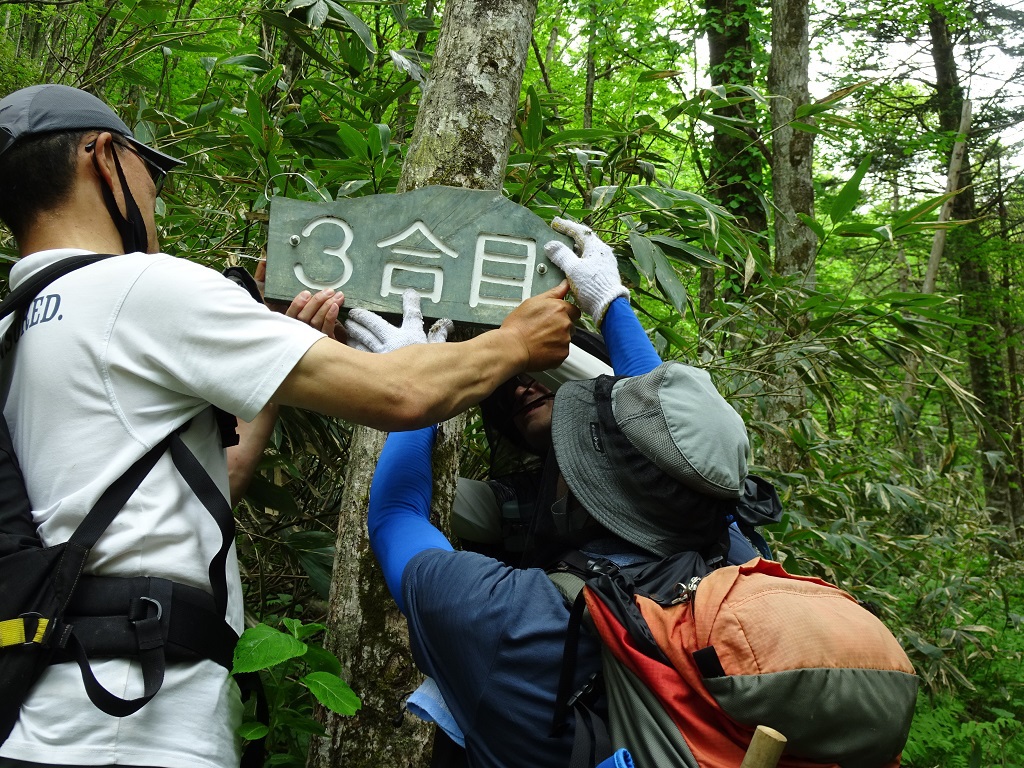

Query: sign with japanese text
[[264, 187, 572, 327]]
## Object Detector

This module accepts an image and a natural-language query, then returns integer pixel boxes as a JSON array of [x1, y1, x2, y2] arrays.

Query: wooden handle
[[739, 725, 787, 768]]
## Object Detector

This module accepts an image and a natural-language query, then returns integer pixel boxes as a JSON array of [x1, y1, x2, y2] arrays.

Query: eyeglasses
[[85, 138, 168, 194], [116, 141, 168, 194]]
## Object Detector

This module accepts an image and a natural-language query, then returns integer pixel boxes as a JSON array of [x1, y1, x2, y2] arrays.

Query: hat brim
[[125, 136, 184, 174], [551, 377, 679, 556]]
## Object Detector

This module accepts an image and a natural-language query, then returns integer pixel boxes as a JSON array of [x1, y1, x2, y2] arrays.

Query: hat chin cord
[[93, 146, 150, 254]]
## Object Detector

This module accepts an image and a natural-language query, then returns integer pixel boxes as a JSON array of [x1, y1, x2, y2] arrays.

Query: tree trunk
[[701, 0, 767, 352], [767, 0, 814, 283], [307, 0, 539, 765], [929, 6, 1018, 534], [761, 0, 815, 470]]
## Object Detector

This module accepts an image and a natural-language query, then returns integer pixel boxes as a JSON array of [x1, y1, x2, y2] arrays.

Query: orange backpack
[[551, 555, 918, 768]]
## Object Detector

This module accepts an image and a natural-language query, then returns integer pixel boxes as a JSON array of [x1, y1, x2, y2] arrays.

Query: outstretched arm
[[601, 296, 661, 377], [227, 276, 346, 505], [273, 282, 579, 430], [545, 218, 661, 377], [368, 426, 453, 614]]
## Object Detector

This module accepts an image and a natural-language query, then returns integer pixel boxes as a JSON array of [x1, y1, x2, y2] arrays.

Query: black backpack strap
[[549, 568, 613, 768], [169, 432, 234, 616], [64, 577, 171, 718], [0, 254, 115, 322]]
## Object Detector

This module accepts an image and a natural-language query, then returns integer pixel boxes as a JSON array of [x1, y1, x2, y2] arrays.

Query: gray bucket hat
[[0, 84, 183, 173], [551, 361, 749, 556]]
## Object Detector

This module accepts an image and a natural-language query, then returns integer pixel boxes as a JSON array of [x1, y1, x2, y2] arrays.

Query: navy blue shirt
[[402, 548, 605, 768]]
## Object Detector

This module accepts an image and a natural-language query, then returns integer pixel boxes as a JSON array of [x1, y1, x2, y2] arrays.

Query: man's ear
[[86, 131, 118, 189]]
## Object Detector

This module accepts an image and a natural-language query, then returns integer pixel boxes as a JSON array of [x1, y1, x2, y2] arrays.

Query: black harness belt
[[55, 576, 238, 671]]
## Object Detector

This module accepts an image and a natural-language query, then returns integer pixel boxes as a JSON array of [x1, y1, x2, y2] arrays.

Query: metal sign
[[264, 186, 572, 327]]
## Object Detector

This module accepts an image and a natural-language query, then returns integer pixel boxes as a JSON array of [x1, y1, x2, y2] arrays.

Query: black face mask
[[90, 143, 149, 254]]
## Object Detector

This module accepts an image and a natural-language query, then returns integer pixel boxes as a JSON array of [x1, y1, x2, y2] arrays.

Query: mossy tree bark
[[761, 0, 816, 470], [306, 0, 538, 765], [928, 7, 1020, 535]]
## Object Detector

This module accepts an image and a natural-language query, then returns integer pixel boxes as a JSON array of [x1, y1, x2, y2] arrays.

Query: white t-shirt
[[0, 249, 324, 768]]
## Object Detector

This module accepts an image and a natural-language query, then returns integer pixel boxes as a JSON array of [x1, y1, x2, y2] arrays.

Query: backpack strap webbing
[[0, 254, 115, 321], [548, 559, 614, 768], [0, 255, 248, 727]]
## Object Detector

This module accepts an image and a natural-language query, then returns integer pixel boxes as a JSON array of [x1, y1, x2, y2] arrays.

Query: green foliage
[[2, 0, 1023, 764], [233, 618, 360, 764], [0, 38, 40, 99]]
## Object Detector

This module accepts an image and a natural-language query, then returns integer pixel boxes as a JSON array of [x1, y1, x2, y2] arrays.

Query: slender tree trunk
[[700, 0, 767, 353], [583, 3, 595, 130], [307, 0, 539, 765], [767, 0, 814, 283], [929, 7, 1018, 535], [761, 0, 814, 470]]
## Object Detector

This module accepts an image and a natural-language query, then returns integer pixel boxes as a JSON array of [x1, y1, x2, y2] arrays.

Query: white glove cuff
[[592, 285, 630, 327]]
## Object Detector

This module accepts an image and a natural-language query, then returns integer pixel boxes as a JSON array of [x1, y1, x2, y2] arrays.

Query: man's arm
[[368, 426, 453, 613], [272, 282, 579, 431], [545, 218, 661, 377], [228, 405, 278, 507], [227, 278, 346, 505]]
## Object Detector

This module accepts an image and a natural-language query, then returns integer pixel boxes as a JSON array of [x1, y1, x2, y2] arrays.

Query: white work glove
[[345, 288, 453, 352], [543, 217, 629, 327]]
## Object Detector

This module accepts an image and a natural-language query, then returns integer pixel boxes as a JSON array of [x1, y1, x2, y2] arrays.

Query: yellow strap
[[0, 617, 49, 647]]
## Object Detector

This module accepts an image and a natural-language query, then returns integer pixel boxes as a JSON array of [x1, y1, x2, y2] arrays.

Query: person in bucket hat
[[359, 222, 762, 768], [0, 84, 577, 768]]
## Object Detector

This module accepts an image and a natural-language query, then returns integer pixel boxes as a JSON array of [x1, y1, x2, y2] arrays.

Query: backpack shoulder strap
[[548, 553, 614, 768], [0, 254, 115, 321]]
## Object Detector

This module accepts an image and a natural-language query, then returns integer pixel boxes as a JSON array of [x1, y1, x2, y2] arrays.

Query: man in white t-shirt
[[0, 84, 579, 768]]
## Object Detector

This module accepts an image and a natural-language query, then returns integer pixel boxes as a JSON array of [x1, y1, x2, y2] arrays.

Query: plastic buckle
[[566, 671, 599, 708]]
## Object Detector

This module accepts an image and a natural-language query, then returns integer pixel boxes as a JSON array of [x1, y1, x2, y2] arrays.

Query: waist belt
[[54, 575, 238, 671]]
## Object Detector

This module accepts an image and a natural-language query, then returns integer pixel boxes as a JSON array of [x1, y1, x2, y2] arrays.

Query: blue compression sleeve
[[602, 296, 662, 377], [368, 426, 453, 614]]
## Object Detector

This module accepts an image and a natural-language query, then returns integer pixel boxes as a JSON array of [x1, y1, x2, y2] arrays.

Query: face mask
[[90, 142, 150, 253]]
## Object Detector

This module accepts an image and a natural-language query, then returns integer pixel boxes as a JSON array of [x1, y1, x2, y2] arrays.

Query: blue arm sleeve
[[601, 296, 662, 377], [368, 426, 454, 614]]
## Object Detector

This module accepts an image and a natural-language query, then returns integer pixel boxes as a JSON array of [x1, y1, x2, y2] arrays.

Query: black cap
[[0, 84, 183, 174]]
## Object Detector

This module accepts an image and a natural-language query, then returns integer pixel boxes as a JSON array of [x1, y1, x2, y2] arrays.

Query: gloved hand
[[345, 288, 453, 352], [543, 217, 628, 327]]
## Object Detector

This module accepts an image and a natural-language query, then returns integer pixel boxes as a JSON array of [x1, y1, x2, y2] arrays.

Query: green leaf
[[303, 644, 344, 676], [589, 185, 618, 211], [325, 0, 378, 54], [539, 128, 618, 150], [233, 624, 308, 673], [797, 212, 826, 240], [368, 123, 391, 160], [637, 70, 686, 81], [652, 246, 688, 316], [789, 120, 821, 134], [627, 185, 674, 210], [243, 474, 299, 515], [336, 122, 370, 159], [628, 232, 656, 281], [828, 155, 871, 224], [302, 672, 362, 715], [655, 324, 689, 351], [220, 54, 272, 72], [238, 721, 270, 741], [260, 11, 336, 69], [309, 0, 329, 28]]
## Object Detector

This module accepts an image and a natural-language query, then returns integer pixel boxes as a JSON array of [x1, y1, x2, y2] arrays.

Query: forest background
[[1, 0, 1023, 765]]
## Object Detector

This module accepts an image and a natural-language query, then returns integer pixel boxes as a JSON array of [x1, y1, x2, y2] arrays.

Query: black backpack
[[0, 255, 243, 745]]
